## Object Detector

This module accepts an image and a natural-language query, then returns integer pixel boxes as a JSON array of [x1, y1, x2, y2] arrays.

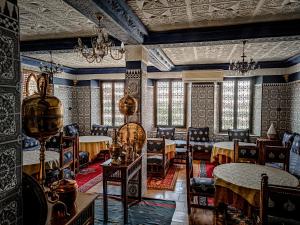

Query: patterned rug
[[147, 166, 179, 190], [76, 163, 103, 192], [95, 196, 176, 225]]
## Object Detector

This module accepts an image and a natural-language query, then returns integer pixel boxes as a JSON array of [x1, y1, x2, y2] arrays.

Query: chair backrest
[[234, 140, 259, 163], [187, 127, 210, 143], [289, 133, 300, 177], [281, 131, 294, 148], [156, 127, 175, 140], [264, 145, 290, 171], [91, 124, 108, 136], [64, 123, 79, 137], [147, 137, 166, 154], [228, 129, 250, 142], [260, 174, 300, 225], [213, 154, 232, 165]]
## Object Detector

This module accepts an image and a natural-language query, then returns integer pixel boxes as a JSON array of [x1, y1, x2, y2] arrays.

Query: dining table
[[213, 163, 299, 216], [79, 135, 112, 161], [147, 138, 176, 160], [23, 150, 60, 176], [211, 141, 256, 163]]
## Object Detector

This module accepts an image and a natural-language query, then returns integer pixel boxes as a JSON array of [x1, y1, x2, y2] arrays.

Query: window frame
[[154, 79, 187, 128], [100, 80, 125, 128], [219, 77, 254, 133]]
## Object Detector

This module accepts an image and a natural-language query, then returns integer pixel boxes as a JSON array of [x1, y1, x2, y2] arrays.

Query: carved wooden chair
[[228, 129, 250, 142], [259, 174, 300, 225], [186, 146, 215, 214], [156, 127, 175, 140], [234, 139, 259, 163], [147, 136, 170, 178]]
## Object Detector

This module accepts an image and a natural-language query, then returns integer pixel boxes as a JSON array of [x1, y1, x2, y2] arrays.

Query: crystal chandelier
[[39, 51, 63, 75], [229, 40, 259, 75], [75, 15, 125, 63]]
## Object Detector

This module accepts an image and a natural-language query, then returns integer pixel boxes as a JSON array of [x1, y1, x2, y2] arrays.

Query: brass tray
[[118, 122, 146, 154]]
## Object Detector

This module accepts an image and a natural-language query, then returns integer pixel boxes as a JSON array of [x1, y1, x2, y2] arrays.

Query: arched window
[[26, 73, 38, 96]]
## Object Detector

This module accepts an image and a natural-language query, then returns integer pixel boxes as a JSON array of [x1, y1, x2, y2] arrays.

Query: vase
[[267, 123, 277, 140]]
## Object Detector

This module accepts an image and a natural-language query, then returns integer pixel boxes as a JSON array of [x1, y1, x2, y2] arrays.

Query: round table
[[147, 138, 176, 159], [79, 136, 112, 161], [213, 163, 299, 215], [211, 141, 256, 163], [23, 150, 60, 175]]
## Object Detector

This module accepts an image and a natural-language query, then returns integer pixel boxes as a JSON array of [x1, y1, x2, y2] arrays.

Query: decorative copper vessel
[[119, 93, 138, 116], [54, 179, 78, 210], [22, 73, 63, 185], [110, 129, 122, 165]]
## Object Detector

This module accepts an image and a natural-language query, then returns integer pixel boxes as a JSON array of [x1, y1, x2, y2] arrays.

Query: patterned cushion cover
[[228, 129, 250, 142], [156, 127, 175, 140], [46, 135, 61, 150], [175, 140, 186, 148], [147, 155, 163, 165], [147, 140, 164, 153], [79, 151, 89, 167], [22, 135, 40, 151], [63, 151, 73, 164], [190, 177, 215, 194], [282, 131, 295, 147], [91, 124, 108, 136], [289, 134, 300, 177], [238, 146, 259, 160], [190, 141, 214, 153], [64, 123, 79, 137], [45, 168, 75, 187], [188, 127, 209, 142]]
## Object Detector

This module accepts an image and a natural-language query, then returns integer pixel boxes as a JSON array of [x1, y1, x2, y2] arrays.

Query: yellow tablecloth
[[147, 138, 176, 160], [23, 150, 60, 176], [79, 136, 112, 161], [213, 163, 299, 208], [211, 141, 256, 163]]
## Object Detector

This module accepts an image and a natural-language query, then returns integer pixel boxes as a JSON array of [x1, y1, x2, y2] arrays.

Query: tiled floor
[[87, 163, 214, 225]]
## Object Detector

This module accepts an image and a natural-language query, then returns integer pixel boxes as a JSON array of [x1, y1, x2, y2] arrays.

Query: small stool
[[79, 151, 89, 168]]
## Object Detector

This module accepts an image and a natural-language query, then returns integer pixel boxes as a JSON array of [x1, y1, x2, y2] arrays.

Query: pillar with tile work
[[125, 45, 149, 195]]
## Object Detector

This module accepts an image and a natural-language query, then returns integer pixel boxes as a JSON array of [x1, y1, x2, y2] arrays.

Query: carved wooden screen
[[155, 80, 185, 127], [221, 79, 252, 131], [101, 81, 124, 127]]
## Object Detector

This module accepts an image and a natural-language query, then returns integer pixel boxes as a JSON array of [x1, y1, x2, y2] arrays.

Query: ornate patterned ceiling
[[22, 50, 125, 68], [19, 0, 95, 41], [163, 40, 300, 65], [127, 0, 300, 31]]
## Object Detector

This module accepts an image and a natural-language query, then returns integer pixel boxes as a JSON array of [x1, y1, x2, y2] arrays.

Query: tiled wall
[[289, 82, 300, 133], [91, 86, 101, 126], [0, 0, 22, 223], [252, 84, 262, 136], [191, 83, 215, 138], [76, 86, 91, 135]]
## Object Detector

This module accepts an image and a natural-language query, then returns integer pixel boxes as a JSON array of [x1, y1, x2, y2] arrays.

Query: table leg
[[138, 169, 142, 202], [103, 176, 108, 222], [122, 171, 128, 224]]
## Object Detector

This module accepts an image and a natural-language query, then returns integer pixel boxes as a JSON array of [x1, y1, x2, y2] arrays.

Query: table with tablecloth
[[147, 138, 176, 160], [213, 163, 299, 216], [211, 141, 256, 163], [23, 150, 60, 176], [79, 136, 112, 161]]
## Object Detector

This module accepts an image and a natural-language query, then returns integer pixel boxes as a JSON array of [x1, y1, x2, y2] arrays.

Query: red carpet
[[147, 166, 179, 190], [76, 163, 103, 192]]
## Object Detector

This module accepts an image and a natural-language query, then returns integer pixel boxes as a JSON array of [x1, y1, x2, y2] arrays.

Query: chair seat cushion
[[176, 148, 187, 153], [268, 215, 300, 225], [175, 140, 186, 148], [79, 151, 89, 165], [63, 151, 73, 164], [190, 177, 215, 194], [190, 142, 214, 152], [147, 155, 163, 164]]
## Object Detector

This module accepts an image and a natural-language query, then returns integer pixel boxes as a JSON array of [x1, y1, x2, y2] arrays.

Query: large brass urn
[[22, 73, 63, 185]]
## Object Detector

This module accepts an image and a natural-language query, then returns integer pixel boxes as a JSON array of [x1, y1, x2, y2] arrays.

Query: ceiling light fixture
[[75, 14, 125, 63], [229, 40, 259, 75], [39, 51, 63, 75]]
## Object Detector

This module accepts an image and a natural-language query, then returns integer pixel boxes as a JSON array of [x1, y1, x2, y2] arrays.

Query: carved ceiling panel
[[163, 40, 300, 65], [22, 50, 125, 68], [19, 0, 96, 41], [127, 0, 300, 31]]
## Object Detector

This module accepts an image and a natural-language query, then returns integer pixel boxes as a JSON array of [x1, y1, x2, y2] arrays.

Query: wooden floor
[[87, 163, 215, 225]]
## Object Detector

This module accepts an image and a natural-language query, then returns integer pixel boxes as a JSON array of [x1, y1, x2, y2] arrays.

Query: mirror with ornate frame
[[26, 73, 38, 96]]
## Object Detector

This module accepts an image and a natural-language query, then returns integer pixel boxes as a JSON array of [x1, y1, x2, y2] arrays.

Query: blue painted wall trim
[[288, 72, 300, 83], [72, 67, 126, 75], [53, 77, 74, 86], [262, 75, 286, 83], [77, 80, 91, 86], [284, 54, 300, 67]]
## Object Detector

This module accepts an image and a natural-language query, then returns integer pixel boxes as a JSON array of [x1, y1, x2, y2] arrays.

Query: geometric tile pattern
[[290, 82, 300, 134], [252, 84, 262, 136], [191, 83, 214, 138], [127, 0, 300, 31], [76, 86, 91, 135], [91, 87, 101, 126]]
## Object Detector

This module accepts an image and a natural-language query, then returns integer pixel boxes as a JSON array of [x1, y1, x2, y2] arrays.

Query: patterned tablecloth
[[211, 141, 256, 163], [147, 138, 176, 160], [23, 150, 60, 175], [213, 163, 299, 208], [79, 136, 112, 161]]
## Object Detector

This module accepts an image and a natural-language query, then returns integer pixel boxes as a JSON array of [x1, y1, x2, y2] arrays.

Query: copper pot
[[55, 179, 78, 209]]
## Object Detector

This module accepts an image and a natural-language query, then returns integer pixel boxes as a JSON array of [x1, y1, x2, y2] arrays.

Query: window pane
[[237, 80, 251, 129], [114, 82, 124, 127], [222, 81, 235, 130], [171, 81, 184, 126], [157, 81, 169, 125], [102, 82, 113, 126]]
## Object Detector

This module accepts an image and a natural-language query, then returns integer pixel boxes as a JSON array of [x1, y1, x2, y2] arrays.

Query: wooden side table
[[46, 192, 98, 225], [256, 138, 282, 164], [102, 155, 143, 224]]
